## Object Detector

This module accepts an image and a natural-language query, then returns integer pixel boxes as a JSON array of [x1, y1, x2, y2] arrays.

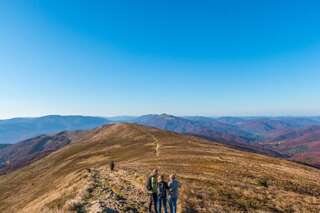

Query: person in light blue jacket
[[168, 174, 180, 213]]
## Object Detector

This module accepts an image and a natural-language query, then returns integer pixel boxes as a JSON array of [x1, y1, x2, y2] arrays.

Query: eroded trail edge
[[81, 168, 148, 213]]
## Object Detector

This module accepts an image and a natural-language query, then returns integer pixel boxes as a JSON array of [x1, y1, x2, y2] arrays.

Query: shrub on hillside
[[257, 178, 269, 188], [63, 199, 85, 212]]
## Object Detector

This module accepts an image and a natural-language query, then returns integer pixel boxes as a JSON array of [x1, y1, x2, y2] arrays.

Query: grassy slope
[[0, 124, 320, 212]]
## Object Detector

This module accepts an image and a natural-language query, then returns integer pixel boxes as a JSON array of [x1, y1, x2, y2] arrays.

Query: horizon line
[[1, 113, 320, 120]]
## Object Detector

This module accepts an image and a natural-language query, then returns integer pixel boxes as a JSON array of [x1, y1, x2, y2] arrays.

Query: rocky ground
[[81, 167, 149, 213]]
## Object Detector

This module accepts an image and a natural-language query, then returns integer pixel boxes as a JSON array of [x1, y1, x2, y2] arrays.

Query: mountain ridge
[[2, 114, 320, 167], [0, 115, 110, 144], [0, 123, 319, 212]]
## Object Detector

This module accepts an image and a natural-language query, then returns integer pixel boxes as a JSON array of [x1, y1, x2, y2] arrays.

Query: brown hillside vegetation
[[0, 124, 320, 212]]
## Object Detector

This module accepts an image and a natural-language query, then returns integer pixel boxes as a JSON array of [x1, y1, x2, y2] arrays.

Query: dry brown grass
[[0, 123, 320, 212]]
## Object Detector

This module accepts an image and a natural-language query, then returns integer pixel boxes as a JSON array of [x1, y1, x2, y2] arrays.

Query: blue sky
[[1, 0, 320, 118]]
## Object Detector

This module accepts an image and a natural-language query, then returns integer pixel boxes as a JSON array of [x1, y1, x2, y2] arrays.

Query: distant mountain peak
[[159, 113, 178, 119]]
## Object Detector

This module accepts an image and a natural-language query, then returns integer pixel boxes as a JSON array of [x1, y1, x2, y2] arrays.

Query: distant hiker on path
[[147, 169, 159, 213], [109, 160, 115, 171], [157, 175, 169, 213], [168, 174, 180, 213]]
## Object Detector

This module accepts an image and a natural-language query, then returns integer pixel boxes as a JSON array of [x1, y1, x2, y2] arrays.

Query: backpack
[[146, 176, 152, 191]]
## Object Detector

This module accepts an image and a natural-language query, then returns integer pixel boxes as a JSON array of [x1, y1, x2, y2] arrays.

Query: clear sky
[[1, 0, 320, 119]]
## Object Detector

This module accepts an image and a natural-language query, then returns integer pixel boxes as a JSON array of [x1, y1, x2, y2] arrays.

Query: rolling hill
[[261, 126, 320, 167], [0, 115, 110, 144], [0, 124, 319, 212], [2, 114, 320, 169], [216, 116, 320, 140], [134, 114, 259, 143], [133, 115, 320, 143], [0, 132, 75, 173], [133, 114, 285, 157], [132, 115, 320, 166]]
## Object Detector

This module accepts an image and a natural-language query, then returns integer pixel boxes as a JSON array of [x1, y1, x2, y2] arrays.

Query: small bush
[[257, 178, 269, 188], [63, 199, 85, 212]]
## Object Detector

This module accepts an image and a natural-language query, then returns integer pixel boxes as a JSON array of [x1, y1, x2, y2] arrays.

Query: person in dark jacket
[[168, 174, 180, 213], [109, 160, 115, 171], [146, 169, 159, 213], [157, 175, 169, 213]]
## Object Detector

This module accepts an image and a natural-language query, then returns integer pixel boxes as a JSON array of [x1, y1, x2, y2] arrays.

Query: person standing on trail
[[157, 175, 169, 213], [168, 174, 180, 213], [109, 160, 115, 171], [146, 169, 159, 213]]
